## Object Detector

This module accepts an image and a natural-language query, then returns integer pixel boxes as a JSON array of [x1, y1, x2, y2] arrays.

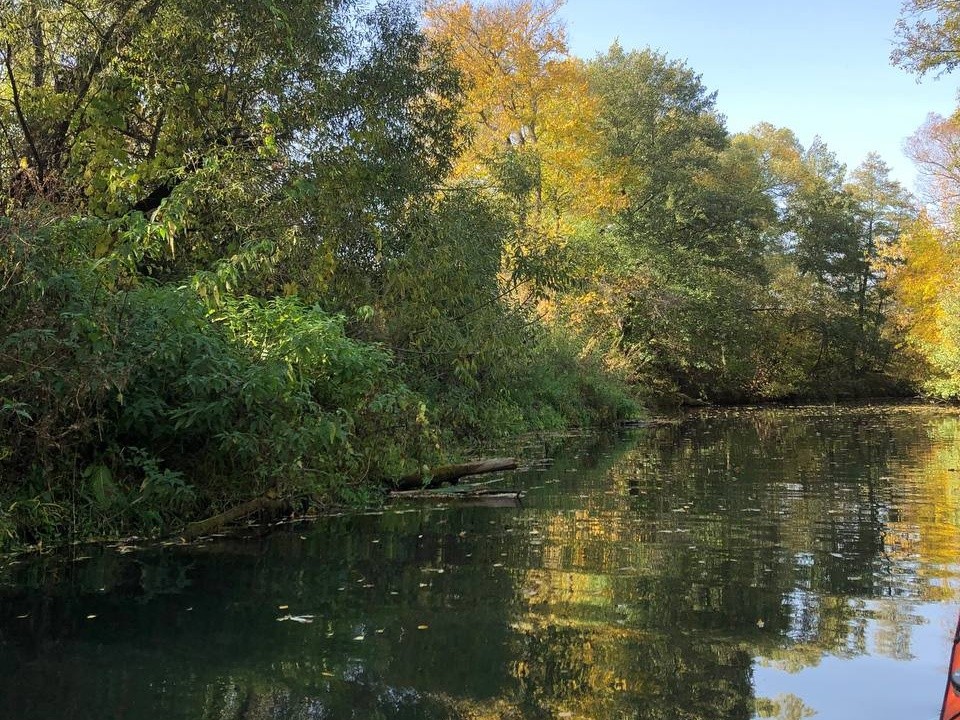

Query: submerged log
[[180, 493, 288, 541], [393, 457, 518, 491]]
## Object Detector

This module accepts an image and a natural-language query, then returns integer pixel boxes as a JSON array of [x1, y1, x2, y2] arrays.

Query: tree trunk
[[180, 493, 289, 541], [393, 458, 518, 491]]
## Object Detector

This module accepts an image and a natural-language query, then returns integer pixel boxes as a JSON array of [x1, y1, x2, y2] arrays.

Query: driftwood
[[178, 457, 518, 540], [390, 488, 525, 507], [393, 457, 518, 491], [180, 493, 288, 541], [619, 417, 682, 428]]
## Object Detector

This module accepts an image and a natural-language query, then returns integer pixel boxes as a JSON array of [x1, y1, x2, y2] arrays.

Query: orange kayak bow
[[942, 613, 960, 720]]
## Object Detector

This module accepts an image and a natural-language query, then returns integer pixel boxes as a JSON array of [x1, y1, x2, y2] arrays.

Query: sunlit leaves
[[892, 0, 960, 77], [424, 0, 619, 235]]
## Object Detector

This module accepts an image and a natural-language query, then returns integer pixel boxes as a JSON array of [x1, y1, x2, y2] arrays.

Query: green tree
[[584, 46, 775, 401], [892, 0, 960, 76], [0, 0, 462, 293], [0, 0, 469, 545]]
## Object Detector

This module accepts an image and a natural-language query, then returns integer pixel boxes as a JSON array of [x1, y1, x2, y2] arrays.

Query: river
[[2, 404, 959, 719]]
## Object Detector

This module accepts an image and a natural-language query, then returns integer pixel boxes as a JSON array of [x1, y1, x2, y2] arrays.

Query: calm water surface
[[2, 405, 960, 719]]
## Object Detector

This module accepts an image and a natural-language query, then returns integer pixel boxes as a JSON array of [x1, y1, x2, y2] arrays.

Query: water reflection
[[1, 405, 959, 719]]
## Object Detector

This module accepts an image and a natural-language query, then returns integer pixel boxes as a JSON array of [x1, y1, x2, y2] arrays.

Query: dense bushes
[[0, 220, 441, 546], [0, 208, 638, 549]]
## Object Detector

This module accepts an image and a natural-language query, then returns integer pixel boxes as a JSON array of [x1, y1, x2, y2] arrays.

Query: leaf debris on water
[[277, 614, 314, 623]]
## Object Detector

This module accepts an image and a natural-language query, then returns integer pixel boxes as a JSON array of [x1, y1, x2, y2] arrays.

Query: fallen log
[[390, 488, 525, 507], [393, 457, 518, 491], [180, 492, 289, 541], [619, 417, 681, 428]]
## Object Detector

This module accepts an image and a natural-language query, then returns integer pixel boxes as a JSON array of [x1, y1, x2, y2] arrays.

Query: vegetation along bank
[[2, 0, 959, 549]]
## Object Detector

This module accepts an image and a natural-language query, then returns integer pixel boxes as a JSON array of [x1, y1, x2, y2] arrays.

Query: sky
[[558, 0, 958, 193]]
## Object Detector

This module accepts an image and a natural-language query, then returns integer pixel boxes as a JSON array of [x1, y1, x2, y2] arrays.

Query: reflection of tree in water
[[621, 407, 960, 653], [1, 406, 959, 719], [755, 693, 816, 720], [503, 621, 754, 720], [483, 405, 960, 718]]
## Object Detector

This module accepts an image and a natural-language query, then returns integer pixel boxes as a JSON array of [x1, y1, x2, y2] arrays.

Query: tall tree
[[892, 0, 960, 76], [846, 153, 915, 369], [905, 111, 960, 221], [588, 45, 737, 260], [423, 0, 616, 233], [0, 0, 462, 294], [583, 47, 779, 400], [886, 212, 960, 395]]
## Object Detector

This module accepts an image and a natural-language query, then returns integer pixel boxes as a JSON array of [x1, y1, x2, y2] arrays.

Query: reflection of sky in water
[[1, 405, 960, 719], [754, 602, 955, 720]]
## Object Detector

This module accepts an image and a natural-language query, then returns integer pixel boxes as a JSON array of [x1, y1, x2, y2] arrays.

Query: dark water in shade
[[3, 405, 960, 720]]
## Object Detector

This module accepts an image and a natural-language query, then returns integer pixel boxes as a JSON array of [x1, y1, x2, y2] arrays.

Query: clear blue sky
[[559, 0, 958, 193]]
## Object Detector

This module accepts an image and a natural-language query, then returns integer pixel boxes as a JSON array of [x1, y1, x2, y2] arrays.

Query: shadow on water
[[2, 404, 960, 719]]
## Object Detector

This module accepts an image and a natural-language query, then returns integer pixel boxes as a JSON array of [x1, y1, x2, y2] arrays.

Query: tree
[[0, 0, 470, 542], [847, 154, 914, 324], [583, 47, 779, 400], [588, 45, 734, 258], [892, 0, 960, 77], [423, 0, 617, 235], [905, 111, 960, 221], [0, 0, 462, 294], [886, 212, 960, 395]]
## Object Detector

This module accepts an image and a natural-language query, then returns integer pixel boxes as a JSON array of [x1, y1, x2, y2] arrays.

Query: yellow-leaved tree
[[890, 0, 960, 396], [423, 0, 637, 394], [423, 0, 620, 235], [886, 212, 960, 394]]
